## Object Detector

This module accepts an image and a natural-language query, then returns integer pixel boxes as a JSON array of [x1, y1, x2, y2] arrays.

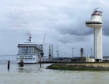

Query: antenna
[[26, 32, 32, 42], [94, 8, 99, 11], [72, 48, 74, 57], [42, 33, 46, 45], [41, 34, 46, 57], [56, 47, 59, 57], [49, 44, 52, 59], [52, 44, 53, 58]]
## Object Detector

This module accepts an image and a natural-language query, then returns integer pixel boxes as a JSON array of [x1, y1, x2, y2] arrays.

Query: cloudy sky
[[0, 0, 109, 57]]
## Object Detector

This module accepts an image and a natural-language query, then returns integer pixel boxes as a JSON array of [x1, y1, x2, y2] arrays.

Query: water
[[0, 62, 109, 84]]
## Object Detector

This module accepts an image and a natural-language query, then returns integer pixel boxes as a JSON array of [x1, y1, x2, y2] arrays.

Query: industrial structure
[[80, 48, 84, 62], [86, 9, 103, 62]]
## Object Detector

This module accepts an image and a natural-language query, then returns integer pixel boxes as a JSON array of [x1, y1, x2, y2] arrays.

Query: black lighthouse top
[[92, 10, 102, 16]]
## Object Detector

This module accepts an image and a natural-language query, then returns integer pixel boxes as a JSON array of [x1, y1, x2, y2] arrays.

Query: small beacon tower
[[86, 10, 103, 62]]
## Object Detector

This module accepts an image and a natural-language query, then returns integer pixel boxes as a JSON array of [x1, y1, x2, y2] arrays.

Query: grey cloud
[[0, 0, 109, 56], [57, 36, 90, 44], [56, 12, 109, 37], [103, 24, 109, 36], [58, 25, 93, 36], [102, 11, 109, 36]]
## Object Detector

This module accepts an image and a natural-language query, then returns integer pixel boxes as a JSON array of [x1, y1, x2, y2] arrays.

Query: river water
[[0, 63, 109, 84]]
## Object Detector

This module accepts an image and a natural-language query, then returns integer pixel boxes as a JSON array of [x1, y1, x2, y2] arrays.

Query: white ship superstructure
[[16, 34, 43, 64]]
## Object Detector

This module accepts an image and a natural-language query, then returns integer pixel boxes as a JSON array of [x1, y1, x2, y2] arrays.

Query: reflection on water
[[17, 64, 44, 73], [0, 63, 109, 84]]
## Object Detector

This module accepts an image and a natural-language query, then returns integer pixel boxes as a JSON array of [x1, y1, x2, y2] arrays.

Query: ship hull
[[16, 55, 40, 64]]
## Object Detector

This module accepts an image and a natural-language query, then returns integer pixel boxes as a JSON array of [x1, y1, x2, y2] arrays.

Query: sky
[[0, 0, 109, 57]]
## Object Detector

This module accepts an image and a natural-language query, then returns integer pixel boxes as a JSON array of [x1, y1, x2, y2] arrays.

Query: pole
[[40, 56, 41, 68], [91, 48, 93, 57], [72, 48, 74, 57], [80, 48, 84, 62], [57, 50, 59, 57], [8, 60, 10, 71], [52, 44, 53, 58], [49, 44, 51, 60], [19, 57, 24, 67]]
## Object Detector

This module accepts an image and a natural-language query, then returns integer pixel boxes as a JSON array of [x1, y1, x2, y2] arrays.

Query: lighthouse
[[86, 10, 103, 62]]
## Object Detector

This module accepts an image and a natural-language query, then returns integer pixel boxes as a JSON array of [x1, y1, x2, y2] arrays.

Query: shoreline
[[47, 63, 109, 71]]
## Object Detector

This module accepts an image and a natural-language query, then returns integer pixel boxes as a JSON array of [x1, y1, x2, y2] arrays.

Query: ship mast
[[27, 33, 32, 43]]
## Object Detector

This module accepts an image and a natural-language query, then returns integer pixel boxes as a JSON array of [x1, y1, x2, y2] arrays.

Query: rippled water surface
[[0, 63, 109, 84]]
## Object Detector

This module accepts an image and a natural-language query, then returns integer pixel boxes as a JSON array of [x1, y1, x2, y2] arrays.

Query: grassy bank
[[47, 63, 109, 71]]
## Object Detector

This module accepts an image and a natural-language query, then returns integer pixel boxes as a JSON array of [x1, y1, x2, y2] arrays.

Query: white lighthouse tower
[[86, 10, 103, 62]]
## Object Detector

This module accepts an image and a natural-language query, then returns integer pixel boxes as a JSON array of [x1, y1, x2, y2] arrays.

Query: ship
[[16, 33, 43, 64]]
